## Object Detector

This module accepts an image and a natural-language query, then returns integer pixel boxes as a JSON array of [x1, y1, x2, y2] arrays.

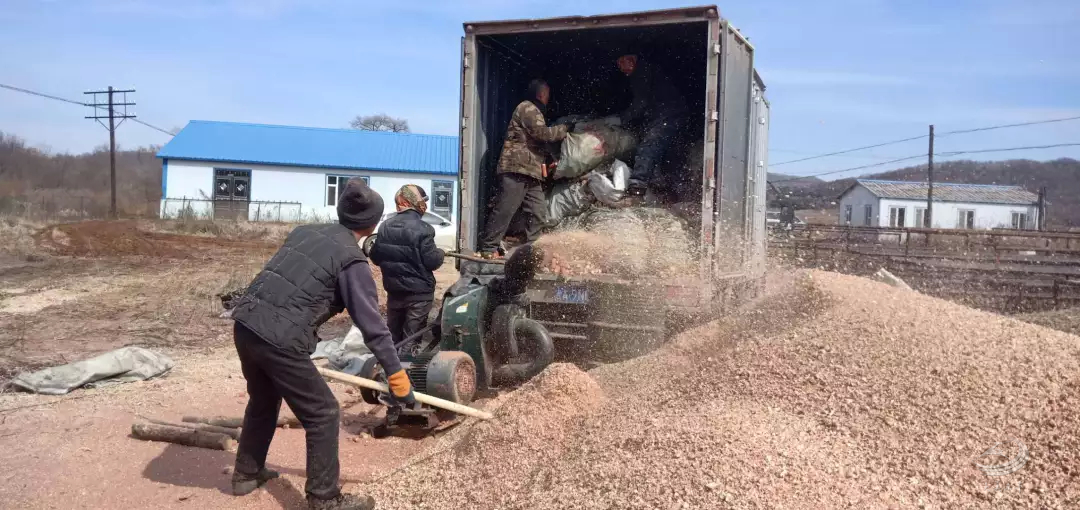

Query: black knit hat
[[337, 177, 384, 231]]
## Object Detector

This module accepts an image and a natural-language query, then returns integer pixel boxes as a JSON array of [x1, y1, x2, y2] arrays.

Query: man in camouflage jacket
[[478, 79, 568, 258]]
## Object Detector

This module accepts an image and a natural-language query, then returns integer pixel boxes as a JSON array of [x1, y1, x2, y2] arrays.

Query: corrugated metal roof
[[157, 121, 458, 176], [851, 179, 1039, 205]]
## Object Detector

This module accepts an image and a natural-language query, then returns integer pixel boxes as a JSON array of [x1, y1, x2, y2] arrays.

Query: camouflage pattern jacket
[[497, 100, 568, 180]]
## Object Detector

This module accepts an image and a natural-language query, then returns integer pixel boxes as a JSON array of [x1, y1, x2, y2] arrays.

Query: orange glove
[[386, 369, 415, 406]]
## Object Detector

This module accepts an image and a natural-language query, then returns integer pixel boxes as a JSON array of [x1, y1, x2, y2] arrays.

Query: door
[[713, 21, 755, 273], [213, 169, 251, 220]]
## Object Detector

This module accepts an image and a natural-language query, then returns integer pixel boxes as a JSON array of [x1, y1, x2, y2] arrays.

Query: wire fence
[[159, 198, 316, 223], [0, 194, 326, 224]]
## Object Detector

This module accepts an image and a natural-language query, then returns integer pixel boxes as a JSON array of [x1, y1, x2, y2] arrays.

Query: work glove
[[361, 234, 377, 257], [386, 369, 416, 406]]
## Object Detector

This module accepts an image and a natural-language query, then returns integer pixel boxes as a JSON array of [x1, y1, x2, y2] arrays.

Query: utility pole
[[85, 86, 136, 219], [926, 124, 934, 229]]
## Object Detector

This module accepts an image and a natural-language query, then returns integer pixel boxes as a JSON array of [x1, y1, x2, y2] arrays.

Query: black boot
[[232, 468, 280, 496], [307, 493, 376, 510]]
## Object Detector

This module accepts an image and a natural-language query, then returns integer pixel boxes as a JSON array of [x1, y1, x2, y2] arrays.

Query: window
[[914, 207, 929, 228], [957, 209, 975, 229], [889, 206, 907, 227], [863, 205, 873, 226], [430, 180, 454, 217], [326, 175, 369, 207], [1012, 212, 1029, 230], [214, 168, 250, 201], [843, 205, 853, 224]]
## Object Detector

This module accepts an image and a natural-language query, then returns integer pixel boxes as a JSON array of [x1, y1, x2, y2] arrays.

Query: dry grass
[[140, 218, 295, 244], [0, 216, 46, 262]]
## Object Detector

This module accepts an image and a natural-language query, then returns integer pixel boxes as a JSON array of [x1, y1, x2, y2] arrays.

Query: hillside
[[0, 131, 162, 217], [766, 172, 823, 190], [771, 158, 1080, 227]]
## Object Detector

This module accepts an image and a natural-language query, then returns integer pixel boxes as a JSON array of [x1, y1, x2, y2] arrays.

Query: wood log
[[131, 423, 236, 451], [182, 415, 302, 429], [143, 418, 241, 440]]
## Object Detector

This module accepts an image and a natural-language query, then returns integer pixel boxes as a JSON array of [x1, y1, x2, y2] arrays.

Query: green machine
[[357, 247, 554, 432]]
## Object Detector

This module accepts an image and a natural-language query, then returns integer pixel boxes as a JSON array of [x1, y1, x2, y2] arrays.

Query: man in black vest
[[369, 184, 445, 352], [229, 178, 411, 510]]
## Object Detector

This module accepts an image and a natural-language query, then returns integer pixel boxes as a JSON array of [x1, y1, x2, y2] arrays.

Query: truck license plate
[[554, 285, 589, 304]]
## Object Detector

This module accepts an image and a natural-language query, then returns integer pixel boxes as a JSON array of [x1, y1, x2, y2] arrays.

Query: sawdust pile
[[360, 270, 1080, 509], [535, 207, 696, 278], [361, 363, 605, 508]]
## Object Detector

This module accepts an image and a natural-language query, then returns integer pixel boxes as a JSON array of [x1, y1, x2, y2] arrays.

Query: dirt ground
[[4, 219, 1080, 509], [0, 220, 460, 508]]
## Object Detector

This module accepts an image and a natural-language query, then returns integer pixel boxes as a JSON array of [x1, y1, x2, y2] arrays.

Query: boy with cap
[[228, 178, 410, 510], [369, 184, 445, 353]]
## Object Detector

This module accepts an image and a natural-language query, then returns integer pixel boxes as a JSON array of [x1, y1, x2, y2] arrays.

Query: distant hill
[[770, 158, 1080, 227], [766, 172, 822, 189]]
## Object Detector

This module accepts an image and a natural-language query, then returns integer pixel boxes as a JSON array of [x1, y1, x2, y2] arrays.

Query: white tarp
[[311, 325, 371, 371], [10, 347, 174, 395]]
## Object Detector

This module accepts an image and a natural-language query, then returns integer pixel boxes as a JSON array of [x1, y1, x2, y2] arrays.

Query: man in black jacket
[[369, 184, 445, 352], [616, 52, 688, 194], [229, 178, 411, 510]]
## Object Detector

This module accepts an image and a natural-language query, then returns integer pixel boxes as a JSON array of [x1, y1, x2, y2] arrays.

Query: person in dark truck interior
[[615, 52, 688, 196], [478, 78, 568, 259]]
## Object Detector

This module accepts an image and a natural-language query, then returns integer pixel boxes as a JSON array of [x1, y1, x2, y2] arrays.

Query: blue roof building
[[157, 121, 460, 225]]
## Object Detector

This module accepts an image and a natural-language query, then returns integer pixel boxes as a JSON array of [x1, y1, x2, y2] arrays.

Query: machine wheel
[[357, 355, 382, 405], [424, 351, 477, 406]]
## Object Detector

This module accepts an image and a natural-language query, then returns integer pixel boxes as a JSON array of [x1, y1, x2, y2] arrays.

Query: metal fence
[[769, 224, 1080, 313], [159, 198, 310, 223]]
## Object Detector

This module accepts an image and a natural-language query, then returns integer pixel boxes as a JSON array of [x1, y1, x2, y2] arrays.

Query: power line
[[132, 118, 176, 136], [771, 142, 1080, 184], [938, 116, 1080, 137], [770, 148, 908, 161], [770, 115, 1080, 168], [770, 154, 928, 182], [0, 82, 175, 137], [1, 83, 87, 107], [937, 142, 1080, 157], [770, 135, 929, 167]]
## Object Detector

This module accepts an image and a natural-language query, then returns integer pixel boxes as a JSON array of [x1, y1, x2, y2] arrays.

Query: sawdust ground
[[358, 269, 1080, 509]]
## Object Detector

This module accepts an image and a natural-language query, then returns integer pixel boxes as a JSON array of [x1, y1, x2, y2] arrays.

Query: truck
[[455, 5, 769, 359]]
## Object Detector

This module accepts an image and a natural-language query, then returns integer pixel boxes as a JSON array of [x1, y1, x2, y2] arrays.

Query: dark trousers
[[479, 173, 546, 253], [233, 322, 341, 500], [631, 116, 683, 186], [386, 299, 433, 349]]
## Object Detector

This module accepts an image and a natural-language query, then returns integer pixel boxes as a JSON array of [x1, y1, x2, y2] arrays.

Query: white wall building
[[837, 179, 1042, 230], [157, 121, 458, 225]]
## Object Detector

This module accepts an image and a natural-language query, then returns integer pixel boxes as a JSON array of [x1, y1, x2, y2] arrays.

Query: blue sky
[[2, 0, 1078, 179]]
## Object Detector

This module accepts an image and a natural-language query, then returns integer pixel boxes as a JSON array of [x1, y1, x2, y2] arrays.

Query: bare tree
[[349, 113, 410, 133]]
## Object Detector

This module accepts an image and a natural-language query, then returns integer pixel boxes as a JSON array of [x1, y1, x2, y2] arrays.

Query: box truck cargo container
[[456, 5, 769, 358]]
